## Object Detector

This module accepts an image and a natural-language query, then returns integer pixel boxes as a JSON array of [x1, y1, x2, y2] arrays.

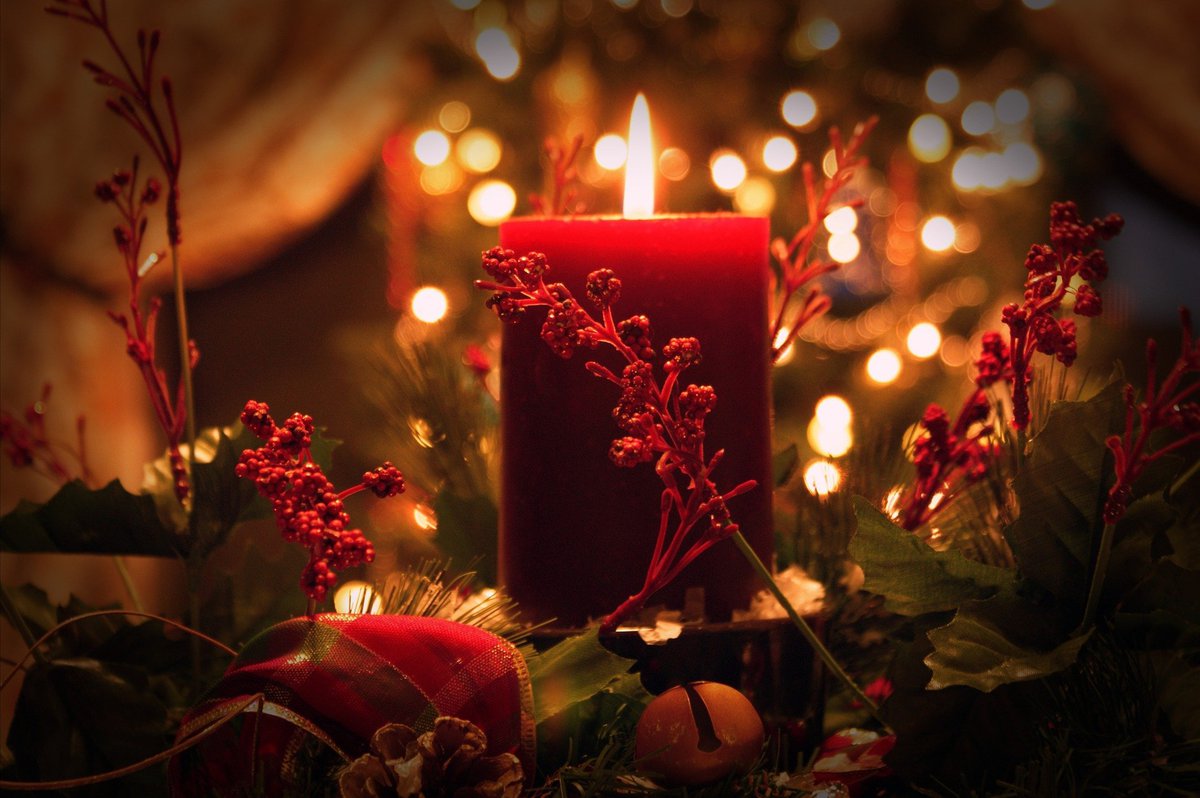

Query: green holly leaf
[[925, 598, 1092, 692], [6, 657, 172, 792], [850, 497, 1016, 615], [525, 627, 637, 723], [1004, 381, 1124, 607], [879, 626, 1044, 782], [0, 479, 179, 556]]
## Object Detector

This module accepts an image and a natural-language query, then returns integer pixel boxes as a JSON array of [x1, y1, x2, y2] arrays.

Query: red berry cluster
[[899, 392, 994, 531], [974, 202, 1123, 430], [235, 400, 405, 603], [475, 248, 756, 633]]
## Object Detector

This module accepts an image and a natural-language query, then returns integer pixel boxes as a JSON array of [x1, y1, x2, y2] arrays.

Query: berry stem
[[731, 530, 889, 731]]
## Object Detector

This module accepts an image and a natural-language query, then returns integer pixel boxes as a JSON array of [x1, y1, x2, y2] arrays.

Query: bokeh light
[[413, 130, 451, 166], [952, 148, 984, 191], [806, 18, 841, 50], [906, 322, 942, 359], [456, 129, 502, 173], [828, 232, 861, 263], [925, 68, 960, 103], [920, 215, 956, 252], [815, 395, 852, 428], [659, 147, 690, 181], [807, 417, 853, 457], [908, 114, 951, 162], [866, 348, 902, 384], [824, 206, 858, 234], [438, 101, 471, 133], [804, 460, 843, 497], [475, 28, 520, 80], [711, 151, 747, 191], [467, 180, 517, 225], [411, 286, 449, 323], [782, 90, 818, 127], [594, 133, 627, 170], [413, 503, 438, 531], [995, 89, 1030, 124], [774, 326, 796, 365], [333, 581, 381, 614], [961, 101, 996, 136], [762, 135, 798, 172], [1003, 142, 1042, 184], [419, 162, 464, 195], [734, 176, 775, 214]]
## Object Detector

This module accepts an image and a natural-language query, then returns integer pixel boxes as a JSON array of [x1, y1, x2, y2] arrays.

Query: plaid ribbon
[[168, 614, 535, 796]]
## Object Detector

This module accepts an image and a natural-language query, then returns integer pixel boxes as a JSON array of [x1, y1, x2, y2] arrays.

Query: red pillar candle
[[498, 213, 772, 626], [496, 95, 774, 626]]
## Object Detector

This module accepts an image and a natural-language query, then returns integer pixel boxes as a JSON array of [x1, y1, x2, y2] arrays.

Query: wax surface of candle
[[499, 214, 772, 626]]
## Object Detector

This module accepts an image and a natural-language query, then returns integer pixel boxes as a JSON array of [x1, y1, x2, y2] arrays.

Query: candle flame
[[623, 93, 654, 218]]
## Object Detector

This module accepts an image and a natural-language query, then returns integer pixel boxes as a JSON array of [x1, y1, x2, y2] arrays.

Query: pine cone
[[338, 717, 523, 798]]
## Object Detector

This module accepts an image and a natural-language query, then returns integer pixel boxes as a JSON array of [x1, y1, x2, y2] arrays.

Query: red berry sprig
[[986, 201, 1123, 431], [1103, 308, 1199, 523], [234, 400, 405, 605], [896, 391, 995, 531], [0, 384, 93, 487], [770, 117, 877, 362], [476, 249, 756, 633]]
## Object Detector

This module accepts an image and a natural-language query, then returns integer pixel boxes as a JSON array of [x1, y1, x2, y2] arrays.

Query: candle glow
[[623, 93, 654, 218]]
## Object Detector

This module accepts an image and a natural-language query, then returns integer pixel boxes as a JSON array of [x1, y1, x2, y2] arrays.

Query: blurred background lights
[[419, 162, 464, 195], [995, 89, 1031, 124], [475, 28, 520, 80], [1022, 0, 1056, 8], [661, 0, 694, 17], [805, 18, 841, 51], [954, 221, 981, 253], [467, 179, 516, 225], [921, 215, 956, 251], [456, 129, 502, 173], [961, 101, 996, 136], [710, 151, 747, 191], [762, 135, 798, 171], [807, 416, 853, 457], [413, 130, 451, 166], [782, 90, 818, 127], [906, 322, 942, 359], [827, 232, 861, 263], [803, 460, 842, 497], [1003, 142, 1042, 184], [733, 176, 776, 214], [980, 152, 1007, 189], [658, 147, 690, 181], [333, 581, 381, 614], [411, 286, 449, 323], [594, 133, 627, 170], [866, 348, 902, 384], [925, 67, 960, 103], [438, 101, 471, 133], [823, 205, 858, 234], [952, 148, 985, 191], [908, 114, 951, 162], [815, 394, 852, 428], [413, 503, 438, 532]]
